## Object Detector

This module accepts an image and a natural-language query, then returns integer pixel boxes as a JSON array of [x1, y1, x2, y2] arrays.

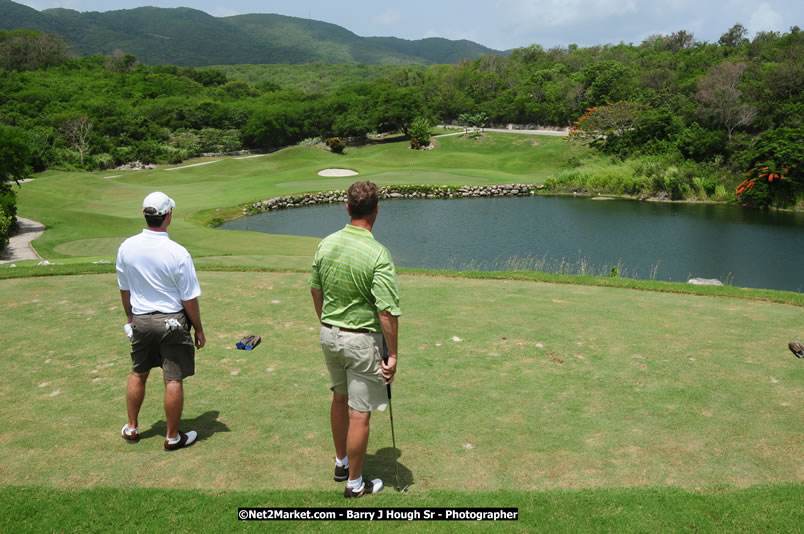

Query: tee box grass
[[0, 272, 801, 531]]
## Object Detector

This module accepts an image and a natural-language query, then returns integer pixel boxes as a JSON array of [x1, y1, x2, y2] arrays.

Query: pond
[[219, 196, 804, 293]]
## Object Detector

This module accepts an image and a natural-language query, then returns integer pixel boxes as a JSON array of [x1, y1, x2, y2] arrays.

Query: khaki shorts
[[130, 311, 195, 381], [320, 325, 388, 413]]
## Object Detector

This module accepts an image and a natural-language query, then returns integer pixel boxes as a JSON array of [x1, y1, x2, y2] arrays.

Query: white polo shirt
[[116, 229, 202, 315]]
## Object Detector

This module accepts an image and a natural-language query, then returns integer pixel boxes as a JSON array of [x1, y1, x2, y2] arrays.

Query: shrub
[[198, 128, 242, 153], [0, 212, 11, 252], [111, 146, 136, 166], [408, 116, 432, 147], [91, 153, 115, 170], [676, 123, 727, 161], [166, 148, 187, 164], [132, 140, 165, 164], [702, 177, 719, 196], [326, 137, 346, 154], [691, 177, 706, 198], [170, 129, 202, 155], [48, 148, 81, 170], [0, 189, 16, 252], [0, 188, 16, 222]]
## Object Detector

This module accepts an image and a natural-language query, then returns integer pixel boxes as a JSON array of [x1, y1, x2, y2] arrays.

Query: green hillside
[[366, 36, 513, 64], [0, 0, 503, 66]]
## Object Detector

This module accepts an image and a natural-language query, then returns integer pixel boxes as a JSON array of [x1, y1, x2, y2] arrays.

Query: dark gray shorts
[[130, 311, 195, 381]]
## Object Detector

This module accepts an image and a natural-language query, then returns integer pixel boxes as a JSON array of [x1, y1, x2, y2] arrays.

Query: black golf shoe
[[344, 478, 383, 498], [334, 463, 349, 482]]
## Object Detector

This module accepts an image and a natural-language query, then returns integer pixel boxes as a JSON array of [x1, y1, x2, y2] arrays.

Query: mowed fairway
[[3, 134, 803, 531], [14, 133, 572, 266]]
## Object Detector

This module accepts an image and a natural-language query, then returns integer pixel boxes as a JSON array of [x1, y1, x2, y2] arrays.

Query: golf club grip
[[382, 336, 391, 399]]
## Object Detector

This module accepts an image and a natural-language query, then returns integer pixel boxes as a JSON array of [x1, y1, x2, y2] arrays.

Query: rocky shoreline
[[245, 183, 543, 214], [239, 183, 758, 218]]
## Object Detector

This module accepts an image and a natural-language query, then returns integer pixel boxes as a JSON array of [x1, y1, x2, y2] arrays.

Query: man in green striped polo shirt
[[310, 180, 401, 499]]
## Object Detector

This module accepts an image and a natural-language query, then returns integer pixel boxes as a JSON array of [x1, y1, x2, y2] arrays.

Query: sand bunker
[[317, 168, 358, 177]]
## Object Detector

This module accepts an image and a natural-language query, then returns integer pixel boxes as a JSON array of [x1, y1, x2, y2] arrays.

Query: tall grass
[[449, 252, 664, 281], [545, 154, 741, 201]]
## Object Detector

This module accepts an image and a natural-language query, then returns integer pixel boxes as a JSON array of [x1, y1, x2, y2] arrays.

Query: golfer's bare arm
[[120, 290, 133, 323], [379, 310, 398, 384], [181, 297, 206, 349], [311, 288, 324, 321]]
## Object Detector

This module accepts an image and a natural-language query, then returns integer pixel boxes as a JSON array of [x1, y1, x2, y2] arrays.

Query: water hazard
[[220, 196, 804, 292]]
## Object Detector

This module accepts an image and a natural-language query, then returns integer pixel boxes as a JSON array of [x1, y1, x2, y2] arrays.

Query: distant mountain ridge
[[0, 0, 505, 66]]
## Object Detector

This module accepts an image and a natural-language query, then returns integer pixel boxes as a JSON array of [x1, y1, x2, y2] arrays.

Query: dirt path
[[0, 217, 45, 263]]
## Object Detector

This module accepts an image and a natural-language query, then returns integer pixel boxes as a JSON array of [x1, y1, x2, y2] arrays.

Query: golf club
[[383, 337, 408, 492]]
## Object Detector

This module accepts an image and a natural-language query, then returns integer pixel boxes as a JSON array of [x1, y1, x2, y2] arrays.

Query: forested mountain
[[0, 0, 503, 66]]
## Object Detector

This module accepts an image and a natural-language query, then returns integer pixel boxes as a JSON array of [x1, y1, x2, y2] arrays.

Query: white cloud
[[17, 0, 81, 10], [748, 2, 785, 33], [509, 0, 639, 28], [495, 0, 649, 48], [372, 10, 402, 26]]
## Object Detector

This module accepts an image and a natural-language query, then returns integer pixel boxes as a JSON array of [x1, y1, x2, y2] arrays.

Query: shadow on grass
[[364, 446, 414, 491], [138, 410, 230, 443]]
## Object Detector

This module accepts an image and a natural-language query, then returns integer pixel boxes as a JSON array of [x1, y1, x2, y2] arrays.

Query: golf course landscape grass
[[2, 133, 802, 532]]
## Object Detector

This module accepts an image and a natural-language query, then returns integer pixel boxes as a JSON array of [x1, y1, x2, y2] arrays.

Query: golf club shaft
[[383, 336, 402, 490]]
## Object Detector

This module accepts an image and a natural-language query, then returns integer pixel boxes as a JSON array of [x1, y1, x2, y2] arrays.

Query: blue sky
[[14, 0, 804, 50]]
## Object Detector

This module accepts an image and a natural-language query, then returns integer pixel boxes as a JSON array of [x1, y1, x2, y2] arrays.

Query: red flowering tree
[[565, 100, 642, 149], [736, 128, 802, 208]]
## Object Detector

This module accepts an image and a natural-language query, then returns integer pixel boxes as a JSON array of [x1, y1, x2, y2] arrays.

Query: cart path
[[1, 217, 44, 263]]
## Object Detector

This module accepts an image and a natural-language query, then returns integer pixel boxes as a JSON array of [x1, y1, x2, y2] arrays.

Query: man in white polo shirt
[[116, 191, 206, 451]]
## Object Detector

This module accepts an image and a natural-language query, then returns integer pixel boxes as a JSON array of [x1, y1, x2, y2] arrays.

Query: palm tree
[[473, 112, 489, 132], [458, 113, 471, 135]]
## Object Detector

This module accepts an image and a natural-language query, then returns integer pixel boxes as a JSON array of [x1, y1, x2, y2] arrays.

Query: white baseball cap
[[142, 192, 175, 215]]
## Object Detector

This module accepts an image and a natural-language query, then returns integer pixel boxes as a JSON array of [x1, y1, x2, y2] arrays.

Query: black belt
[[322, 323, 370, 334]]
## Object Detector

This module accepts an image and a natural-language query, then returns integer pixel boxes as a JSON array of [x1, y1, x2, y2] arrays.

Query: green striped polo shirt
[[310, 224, 401, 331]]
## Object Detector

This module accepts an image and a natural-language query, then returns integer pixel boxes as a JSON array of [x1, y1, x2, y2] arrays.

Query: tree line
[[1, 24, 802, 248]]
